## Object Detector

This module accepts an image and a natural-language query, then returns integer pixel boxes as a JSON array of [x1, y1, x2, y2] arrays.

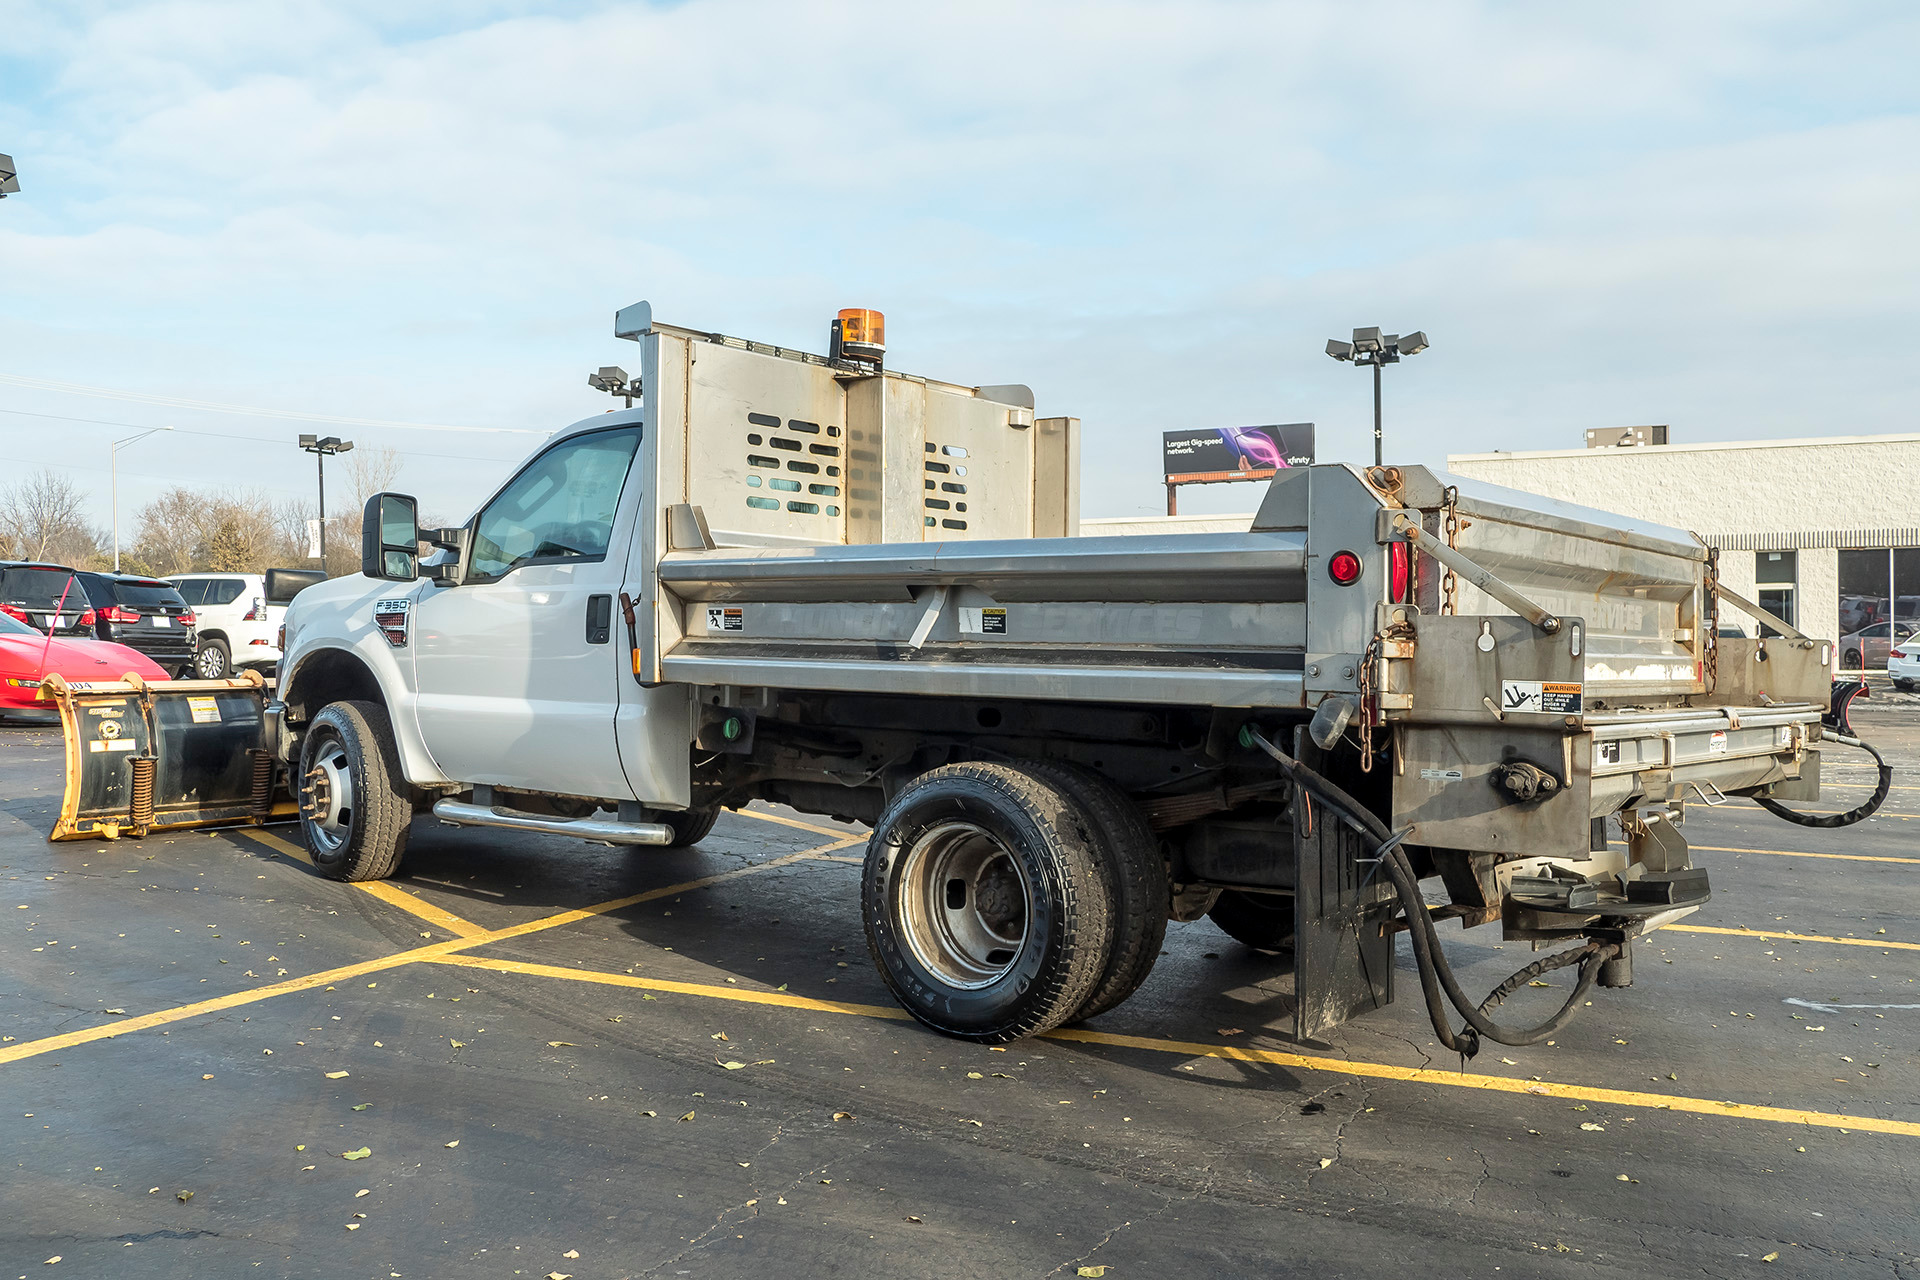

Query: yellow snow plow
[[42, 670, 293, 842]]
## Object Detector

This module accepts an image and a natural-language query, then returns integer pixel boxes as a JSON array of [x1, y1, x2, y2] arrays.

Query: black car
[[0, 561, 96, 636], [72, 572, 199, 678]]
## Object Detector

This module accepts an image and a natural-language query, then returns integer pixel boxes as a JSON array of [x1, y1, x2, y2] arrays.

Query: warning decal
[[186, 696, 222, 724], [1499, 680, 1583, 715], [959, 607, 1008, 635], [705, 606, 744, 633]]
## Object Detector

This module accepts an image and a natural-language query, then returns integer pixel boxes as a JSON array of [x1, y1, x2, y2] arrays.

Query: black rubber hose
[[1755, 734, 1892, 829], [1242, 726, 1620, 1052]]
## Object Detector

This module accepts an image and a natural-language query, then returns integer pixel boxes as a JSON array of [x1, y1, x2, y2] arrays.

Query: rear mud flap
[[1292, 727, 1399, 1042], [42, 671, 294, 841]]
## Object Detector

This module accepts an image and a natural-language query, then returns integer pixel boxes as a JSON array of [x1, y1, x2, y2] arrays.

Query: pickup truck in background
[[255, 302, 1863, 1050]]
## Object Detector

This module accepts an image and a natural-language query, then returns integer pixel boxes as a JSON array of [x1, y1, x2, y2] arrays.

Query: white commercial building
[[1447, 433, 1920, 672]]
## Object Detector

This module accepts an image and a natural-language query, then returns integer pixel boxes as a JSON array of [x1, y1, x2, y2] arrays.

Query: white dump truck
[[45, 304, 1889, 1052]]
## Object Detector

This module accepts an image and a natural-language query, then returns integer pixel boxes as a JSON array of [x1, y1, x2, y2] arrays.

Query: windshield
[[3, 569, 86, 609], [108, 581, 187, 607]]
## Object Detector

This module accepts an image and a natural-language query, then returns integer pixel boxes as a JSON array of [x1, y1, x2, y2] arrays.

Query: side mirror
[[264, 568, 326, 604], [362, 492, 420, 582]]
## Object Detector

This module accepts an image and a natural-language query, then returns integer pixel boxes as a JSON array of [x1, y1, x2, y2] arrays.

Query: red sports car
[[0, 608, 170, 712]]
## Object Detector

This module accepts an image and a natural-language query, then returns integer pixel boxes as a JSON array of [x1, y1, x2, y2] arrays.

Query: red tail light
[[1328, 550, 1363, 586], [103, 605, 140, 624], [243, 597, 264, 621], [0, 604, 29, 624], [1389, 541, 1410, 602], [179, 611, 196, 626], [77, 609, 96, 627]]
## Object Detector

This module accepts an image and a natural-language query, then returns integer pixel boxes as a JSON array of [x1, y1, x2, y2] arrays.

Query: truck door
[[411, 425, 644, 800]]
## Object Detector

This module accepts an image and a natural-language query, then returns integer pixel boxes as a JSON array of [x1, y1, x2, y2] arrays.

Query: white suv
[[166, 573, 285, 678]]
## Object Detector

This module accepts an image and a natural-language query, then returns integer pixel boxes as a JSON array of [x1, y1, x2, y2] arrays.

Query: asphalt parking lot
[[3, 700, 1917, 1279]]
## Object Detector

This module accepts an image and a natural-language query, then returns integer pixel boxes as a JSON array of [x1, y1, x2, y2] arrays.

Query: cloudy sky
[[3, 0, 1916, 527]]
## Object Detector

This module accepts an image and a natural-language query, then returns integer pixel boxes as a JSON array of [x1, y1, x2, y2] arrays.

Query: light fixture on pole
[[110, 425, 173, 572], [1326, 327, 1428, 467], [0, 154, 19, 198], [588, 366, 639, 408], [298, 434, 355, 570]]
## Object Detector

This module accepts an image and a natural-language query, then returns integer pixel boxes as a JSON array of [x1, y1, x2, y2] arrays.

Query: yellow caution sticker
[[186, 696, 221, 725]]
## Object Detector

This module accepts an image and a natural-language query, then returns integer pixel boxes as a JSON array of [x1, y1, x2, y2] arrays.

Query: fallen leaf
[[450, 1039, 466, 1049], [1763, 1252, 1779, 1263], [355, 1189, 370, 1197], [547, 1273, 571, 1280], [1318, 1158, 1334, 1169], [776, 983, 788, 991], [679, 1111, 696, 1122], [548, 1041, 577, 1048], [346, 1224, 360, 1231], [639, 1111, 657, 1118], [904, 1215, 923, 1224], [342, 1147, 371, 1160], [753, 1059, 775, 1066], [833, 1111, 853, 1121], [1079, 1268, 1109, 1278], [712, 1032, 729, 1041], [563, 1250, 580, 1259], [967, 1071, 984, 1079], [1615, 1174, 1638, 1183], [43, 1257, 60, 1265], [1216, 1027, 1244, 1036], [1580, 1122, 1606, 1132], [352, 1103, 371, 1111], [1525, 1084, 1550, 1095], [104, 1008, 127, 1015], [721, 1061, 746, 1070], [1500, 1057, 1517, 1065], [325, 1071, 349, 1080], [444, 1140, 459, 1148], [295, 1145, 305, 1152], [201, 1074, 214, 1081], [1527, 980, 1552, 988], [177, 1191, 193, 1202]]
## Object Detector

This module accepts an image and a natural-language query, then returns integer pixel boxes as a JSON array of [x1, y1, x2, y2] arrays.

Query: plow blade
[[42, 671, 294, 842]]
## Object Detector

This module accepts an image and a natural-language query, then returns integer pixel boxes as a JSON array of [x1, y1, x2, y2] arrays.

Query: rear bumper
[[1890, 655, 1920, 683], [110, 632, 198, 662]]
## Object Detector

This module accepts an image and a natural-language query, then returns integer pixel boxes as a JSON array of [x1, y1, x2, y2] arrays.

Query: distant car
[[165, 572, 285, 678], [0, 608, 170, 718], [73, 572, 199, 679], [1840, 621, 1918, 672], [0, 561, 96, 637], [1892, 635, 1920, 692]]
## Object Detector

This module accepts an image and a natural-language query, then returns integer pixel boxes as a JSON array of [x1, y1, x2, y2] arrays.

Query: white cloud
[[1, 0, 1915, 522]]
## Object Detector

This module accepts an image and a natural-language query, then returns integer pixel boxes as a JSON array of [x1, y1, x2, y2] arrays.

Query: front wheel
[[194, 639, 231, 680], [298, 700, 411, 881], [862, 763, 1113, 1042], [660, 804, 721, 848]]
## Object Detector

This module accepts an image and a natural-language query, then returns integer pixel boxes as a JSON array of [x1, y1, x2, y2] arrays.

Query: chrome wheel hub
[[895, 821, 1031, 989], [300, 741, 355, 852]]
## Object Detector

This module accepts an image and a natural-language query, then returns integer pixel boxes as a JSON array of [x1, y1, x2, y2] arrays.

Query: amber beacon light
[[830, 308, 886, 369]]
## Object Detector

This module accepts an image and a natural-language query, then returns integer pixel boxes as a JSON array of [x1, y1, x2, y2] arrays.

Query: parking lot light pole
[[1326, 328, 1428, 467], [111, 425, 173, 572], [298, 435, 355, 570]]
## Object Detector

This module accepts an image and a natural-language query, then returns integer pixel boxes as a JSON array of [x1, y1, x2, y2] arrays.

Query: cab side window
[[212, 580, 245, 605], [173, 579, 209, 607], [469, 428, 642, 582]]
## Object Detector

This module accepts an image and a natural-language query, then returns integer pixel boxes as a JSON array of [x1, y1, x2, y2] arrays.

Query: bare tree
[[131, 486, 282, 573], [132, 487, 206, 576], [0, 469, 104, 565]]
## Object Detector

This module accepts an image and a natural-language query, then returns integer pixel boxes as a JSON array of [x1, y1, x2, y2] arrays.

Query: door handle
[[585, 594, 613, 645]]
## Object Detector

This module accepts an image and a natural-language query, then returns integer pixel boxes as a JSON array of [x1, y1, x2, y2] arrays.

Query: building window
[[1754, 551, 1797, 637], [1838, 548, 1920, 671]]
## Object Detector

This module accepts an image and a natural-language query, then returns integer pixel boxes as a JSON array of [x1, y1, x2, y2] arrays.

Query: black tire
[[862, 762, 1113, 1043], [1895, 680, 1915, 693], [194, 639, 231, 680], [1844, 648, 1863, 671], [661, 804, 722, 848], [298, 700, 411, 882], [1208, 888, 1296, 952], [1023, 761, 1168, 1022]]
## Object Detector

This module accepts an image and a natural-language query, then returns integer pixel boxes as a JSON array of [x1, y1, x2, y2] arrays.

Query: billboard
[[1162, 423, 1314, 480]]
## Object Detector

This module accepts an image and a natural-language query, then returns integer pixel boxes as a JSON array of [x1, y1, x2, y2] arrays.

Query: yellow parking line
[[430, 954, 914, 1020], [1663, 923, 1920, 952], [733, 807, 865, 842], [238, 828, 489, 938], [427, 954, 1920, 1139], [0, 842, 854, 1069], [1691, 844, 1920, 866]]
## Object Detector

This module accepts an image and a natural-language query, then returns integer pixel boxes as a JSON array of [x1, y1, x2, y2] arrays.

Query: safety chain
[[1440, 485, 1462, 615], [1357, 618, 1418, 773], [1701, 545, 1720, 694]]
